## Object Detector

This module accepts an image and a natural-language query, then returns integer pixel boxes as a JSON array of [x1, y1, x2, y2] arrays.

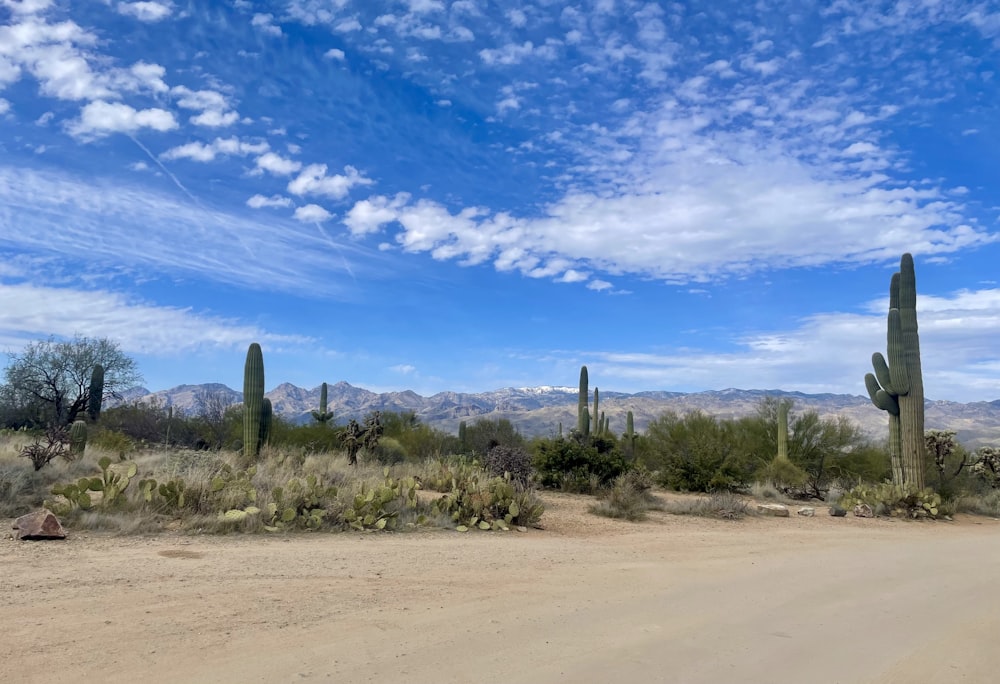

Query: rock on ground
[[13, 508, 67, 540]]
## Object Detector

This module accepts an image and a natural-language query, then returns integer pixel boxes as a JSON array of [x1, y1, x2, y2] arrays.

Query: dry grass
[[660, 491, 757, 520]]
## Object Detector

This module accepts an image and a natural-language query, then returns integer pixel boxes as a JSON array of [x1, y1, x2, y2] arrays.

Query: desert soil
[[3, 493, 999, 684]]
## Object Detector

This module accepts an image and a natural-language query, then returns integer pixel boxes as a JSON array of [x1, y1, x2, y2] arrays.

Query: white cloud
[[254, 152, 302, 176], [2, 0, 53, 16], [294, 204, 333, 222], [507, 9, 527, 27], [343, 193, 411, 236], [190, 109, 240, 127], [116, 1, 173, 22], [171, 86, 238, 128], [288, 163, 373, 199], [335, 18, 362, 32], [406, 0, 443, 12], [0, 98, 9, 114], [587, 279, 612, 291], [251, 13, 283, 37], [246, 194, 293, 209], [161, 137, 269, 162], [68, 100, 177, 138], [0, 281, 310, 354], [324, 48, 346, 60], [480, 41, 549, 66], [390, 363, 417, 374]]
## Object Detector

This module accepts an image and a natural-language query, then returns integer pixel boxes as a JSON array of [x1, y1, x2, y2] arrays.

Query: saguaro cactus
[[87, 364, 105, 422], [592, 387, 600, 436], [69, 419, 88, 457], [776, 401, 789, 461], [624, 410, 636, 458], [311, 382, 334, 424], [260, 397, 273, 449], [577, 365, 590, 439], [864, 254, 924, 488], [243, 343, 265, 461]]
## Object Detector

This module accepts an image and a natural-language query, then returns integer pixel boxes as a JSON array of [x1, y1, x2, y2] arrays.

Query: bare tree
[[195, 388, 237, 449], [4, 336, 142, 426]]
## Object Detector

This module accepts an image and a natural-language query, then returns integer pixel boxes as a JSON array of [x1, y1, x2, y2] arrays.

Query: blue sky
[[1, 0, 999, 401]]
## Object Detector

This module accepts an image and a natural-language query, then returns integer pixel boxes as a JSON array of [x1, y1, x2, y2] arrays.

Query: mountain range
[[124, 383, 1000, 449]]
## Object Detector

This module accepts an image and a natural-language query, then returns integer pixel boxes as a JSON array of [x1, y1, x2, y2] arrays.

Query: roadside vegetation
[[4, 286, 1000, 536]]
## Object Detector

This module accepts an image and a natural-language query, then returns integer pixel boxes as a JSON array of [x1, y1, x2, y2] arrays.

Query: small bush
[[483, 444, 533, 487], [589, 470, 657, 521], [663, 492, 753, 520], [953, 490, 1000, 517]]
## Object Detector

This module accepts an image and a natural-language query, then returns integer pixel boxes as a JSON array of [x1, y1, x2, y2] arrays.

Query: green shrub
[[371, 437, 407, 465], [90, 429, 135, 459], [532, 437, 627, 493], [640, 410, 755, 493]]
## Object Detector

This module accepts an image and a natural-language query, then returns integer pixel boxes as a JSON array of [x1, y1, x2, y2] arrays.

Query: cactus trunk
[[69, 419, 88, 457], [776, 402, 788, 461], [577, 365, 589, 439], [259, 397, 272, 449], [897, 254, 925, 489], [592, 387, 600, 436], [243, 343, 264, 462], [87, 364, 104, 422], [863, 254, 924, 488]]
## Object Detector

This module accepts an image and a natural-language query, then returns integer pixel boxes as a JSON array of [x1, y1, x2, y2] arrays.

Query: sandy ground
[[3, 493, 999, 684]]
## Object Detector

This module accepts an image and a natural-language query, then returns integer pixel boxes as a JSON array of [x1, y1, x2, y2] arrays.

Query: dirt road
[[4, 493, 998, 683]]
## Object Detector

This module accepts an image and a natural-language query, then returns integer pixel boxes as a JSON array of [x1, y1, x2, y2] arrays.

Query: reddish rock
[[13, 508, 67, 540]]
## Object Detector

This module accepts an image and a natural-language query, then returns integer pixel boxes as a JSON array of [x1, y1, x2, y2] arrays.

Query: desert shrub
[[483, 444, 533, 487], [663, 492, 753, 520], [18, 425, 69, 471], [590, 469, 657, 521], [953, 489, 1000, 517], [89, 429, 136, 460], [641, 411, 755, 492], [461, 417, 525, 456], [759, 458, 809, 491], [839, 482, 949, 519], [269, 421, 343, 454], [532, 437, 627, 493], [370, 436, 407, 465]]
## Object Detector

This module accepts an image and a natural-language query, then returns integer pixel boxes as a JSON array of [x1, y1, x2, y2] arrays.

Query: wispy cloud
[[0, 281, 311, 354], [0, 165, 382, 295], [548, 286, 1000, 402]]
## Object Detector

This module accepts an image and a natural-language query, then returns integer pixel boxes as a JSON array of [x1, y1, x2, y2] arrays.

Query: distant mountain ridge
[[122, 383, 1000, 448]]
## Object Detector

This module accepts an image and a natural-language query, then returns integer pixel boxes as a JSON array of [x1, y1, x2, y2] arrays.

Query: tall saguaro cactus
[[243, 343, 265, 462], [577, 365, 590, 439], [776, 401, 789, 462], [592, 387, 600, 436], [311, 382, 334, 424], [624, 410, 636, 459], [864, 254, 925, 488], [87, 364, 105, 422]]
